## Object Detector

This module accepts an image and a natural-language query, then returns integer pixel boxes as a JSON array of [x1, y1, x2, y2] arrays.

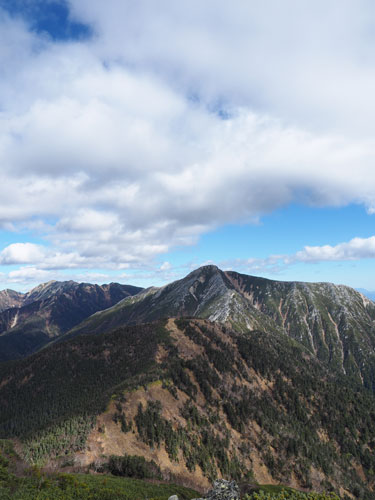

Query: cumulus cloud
[[7, 267, 57, 284], [294, 236, 375, 262], [0, 243, 46, 265], [227, 236, 375, 275], [67, 0, 375, 136], [0, 243, 85, 269], [1, 235, 375, 290], [0, 2, 375, 278]]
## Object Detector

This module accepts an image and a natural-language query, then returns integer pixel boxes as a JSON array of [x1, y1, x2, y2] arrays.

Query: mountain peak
[[24, 280, 79, 304], [182, 264, 222, 281], [0, 289, 25, 312], [194, 264, 220, 273]]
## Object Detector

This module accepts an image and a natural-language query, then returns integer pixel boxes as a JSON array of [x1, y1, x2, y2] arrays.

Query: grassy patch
[[0, 463, 199, 500]]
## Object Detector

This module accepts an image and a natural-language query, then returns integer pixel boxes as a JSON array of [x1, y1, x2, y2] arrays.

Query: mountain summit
[[70, 265, 375, 390]]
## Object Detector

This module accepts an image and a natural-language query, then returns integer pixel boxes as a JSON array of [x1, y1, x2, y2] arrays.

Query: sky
[[0, 0, 375, 292]]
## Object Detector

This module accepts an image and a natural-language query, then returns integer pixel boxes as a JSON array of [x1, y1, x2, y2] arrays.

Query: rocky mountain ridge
[[69, 265, 375, 391], [0, 280, 143, 362], [0, 288, 24, 312]]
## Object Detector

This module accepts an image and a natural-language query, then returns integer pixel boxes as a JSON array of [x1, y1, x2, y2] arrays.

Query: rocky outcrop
[[203, 480, 240, 500], [170, 480, 240, 500]]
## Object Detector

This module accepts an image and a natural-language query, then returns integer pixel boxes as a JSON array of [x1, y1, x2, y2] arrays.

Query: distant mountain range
[[357, 288, 375, 301], [1, 267, 375, 497], [0, 280, 142, 362]]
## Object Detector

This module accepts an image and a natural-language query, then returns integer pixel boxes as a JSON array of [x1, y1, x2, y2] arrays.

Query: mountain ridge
[[0, 288, 25, 312], [0, 280, 143, 362], [68, 265, 375, 391]]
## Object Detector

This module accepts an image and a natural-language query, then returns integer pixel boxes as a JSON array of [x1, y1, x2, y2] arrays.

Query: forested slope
[[0, 318, 374, 498]]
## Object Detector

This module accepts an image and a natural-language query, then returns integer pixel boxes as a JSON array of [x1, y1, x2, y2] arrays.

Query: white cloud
[[1, 235, 375, 291], [0, 3, 375, 275], [225, 236, 375, 275], [67, 0, 375, 137], [73, 271, 111, 283], [0, 243, 86, 269], [7, 267, 56, 284], [160, 261, 171, 271], [294, 236, 375, 262], [0, 243, 46, 265]]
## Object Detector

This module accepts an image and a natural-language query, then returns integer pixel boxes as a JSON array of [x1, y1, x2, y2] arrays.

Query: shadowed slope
[[0, 281, 143, 361]]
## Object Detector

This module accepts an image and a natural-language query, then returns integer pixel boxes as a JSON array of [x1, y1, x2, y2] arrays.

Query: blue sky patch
[[0, 0, 91, 40]]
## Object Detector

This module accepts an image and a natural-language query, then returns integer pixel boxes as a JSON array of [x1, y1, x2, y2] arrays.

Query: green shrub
[[106, 454, 162, 479]]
